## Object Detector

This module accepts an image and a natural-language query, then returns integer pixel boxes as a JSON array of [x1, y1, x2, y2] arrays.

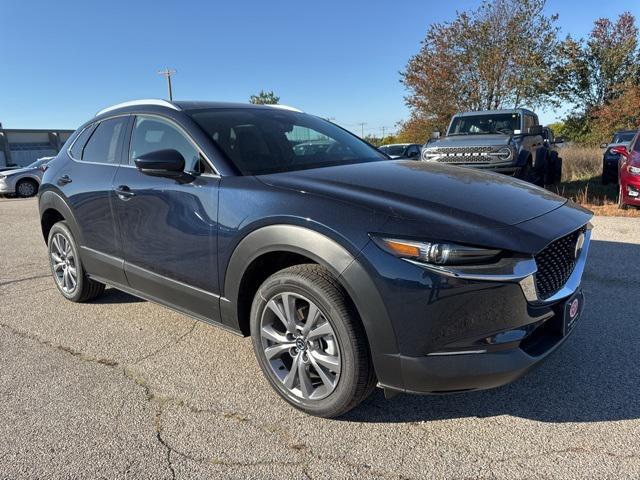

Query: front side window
[[188, 108, 387, 175], [614, 131, 636, 144], [130, 116, 208, 174], [81, 117, 127, 164], [448, 114, 521, 136]]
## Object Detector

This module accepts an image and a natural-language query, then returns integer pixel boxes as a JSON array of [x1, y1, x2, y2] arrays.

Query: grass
[[549, 145, 640, 217]]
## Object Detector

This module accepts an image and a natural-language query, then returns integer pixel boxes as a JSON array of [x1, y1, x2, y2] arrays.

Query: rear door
[[59, 116, 130, 284], [112, 114, 221, 322]]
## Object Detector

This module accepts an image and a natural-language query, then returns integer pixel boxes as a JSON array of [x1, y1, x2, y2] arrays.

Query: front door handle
[[58, 175, 72, 185], [115, 185, 135, 200]]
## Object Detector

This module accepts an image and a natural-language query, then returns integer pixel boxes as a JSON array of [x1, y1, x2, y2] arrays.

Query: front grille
[[534, 227, 586, 300], [423, 146, 496, 164]]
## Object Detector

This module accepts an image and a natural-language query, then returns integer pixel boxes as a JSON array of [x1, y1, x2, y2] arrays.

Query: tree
[[249, 90, 280, 105], [591, 82, 640, 139], [400, 0, 560, 141], [556, 12, 639, 112]]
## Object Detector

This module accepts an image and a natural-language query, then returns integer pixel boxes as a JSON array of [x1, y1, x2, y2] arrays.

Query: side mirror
[[600, 143, 608, 149], [527, 125, 543, 135], [134, 149, 186, 178], [611, 146, 630, 159], [431, 131, 440, 140]]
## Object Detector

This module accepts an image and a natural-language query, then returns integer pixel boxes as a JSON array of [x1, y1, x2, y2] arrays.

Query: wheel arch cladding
[[39, 191, 84, 246], [222, 224, 400, 382]]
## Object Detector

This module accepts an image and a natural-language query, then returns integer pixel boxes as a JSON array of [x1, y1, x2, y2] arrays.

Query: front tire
[[618, 183, 628, 210], [48, 221, 105, 302], [250, 264, 375, 418], [16, 179, 38, 198]]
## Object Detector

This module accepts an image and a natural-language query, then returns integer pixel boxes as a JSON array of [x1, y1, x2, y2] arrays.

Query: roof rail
[[95, 99, 180, 117], [264, 104, 303, 113]]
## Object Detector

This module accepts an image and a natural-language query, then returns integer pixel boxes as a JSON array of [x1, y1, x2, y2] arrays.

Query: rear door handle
[[58, 175, 72, 185], [115, 185, 135, 200]]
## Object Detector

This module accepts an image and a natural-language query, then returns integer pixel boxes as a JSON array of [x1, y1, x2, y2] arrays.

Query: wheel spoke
[[297, 356, 314, 399], [51, 252, 63, 264], [283, 353, 300, 389], [68, 270, 77, 289], [301, 303, 321, 337], [308, 353, 337, 390], [264, 343, 292, 360], [53, 261, 65, 272], [68, 265, 77, 277], [307, 321, 333, 340], [280, 293, 298, 332], [267, 297, 296, 333], [260, 324, 289, 344], [62, 270, 70, 290], [52, 236, 62, 256], [309, 350, 340, 374]]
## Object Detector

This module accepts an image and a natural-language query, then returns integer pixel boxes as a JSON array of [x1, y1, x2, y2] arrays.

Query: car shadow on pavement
[[342, 240, 640, 424], [90, 287, 145, 304]]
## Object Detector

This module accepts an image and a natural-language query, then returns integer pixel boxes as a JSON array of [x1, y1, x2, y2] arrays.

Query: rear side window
[[69, 125, 95, 159], [81, 117, 128, 164]]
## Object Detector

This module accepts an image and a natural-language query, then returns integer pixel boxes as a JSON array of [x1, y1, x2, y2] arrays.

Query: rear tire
[[48, 221, 105, 302], [250, 264, 376, 418]]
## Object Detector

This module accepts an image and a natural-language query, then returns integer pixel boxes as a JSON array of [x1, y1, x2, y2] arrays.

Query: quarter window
[[130, 116, 208, 174], [69, 124, 95, 159], [81, 117, 128, 164]]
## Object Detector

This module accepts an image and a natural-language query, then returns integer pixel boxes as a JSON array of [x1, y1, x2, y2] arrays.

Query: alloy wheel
[[50, 233, 78, 294], [260, 292, 341, 400], [17, 182, 36, 197]]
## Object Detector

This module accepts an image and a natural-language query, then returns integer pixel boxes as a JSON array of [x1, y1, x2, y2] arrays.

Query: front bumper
[[341, 219, 592, 396]]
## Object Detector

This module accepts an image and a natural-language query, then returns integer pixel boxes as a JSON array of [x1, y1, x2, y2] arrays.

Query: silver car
[[0, 157, 54, 198]]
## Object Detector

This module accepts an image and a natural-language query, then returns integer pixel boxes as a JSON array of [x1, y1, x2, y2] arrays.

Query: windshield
[[613, 131, 636, 144], [27, 159, 47, 168], [382, 145, 407, 156], [188, 108, 387, 175], [448, 113, 521, 135]]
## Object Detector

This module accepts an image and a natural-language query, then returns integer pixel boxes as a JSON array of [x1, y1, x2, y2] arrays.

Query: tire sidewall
[[250, 272, 360, 416], [48, 222, 85, 301]]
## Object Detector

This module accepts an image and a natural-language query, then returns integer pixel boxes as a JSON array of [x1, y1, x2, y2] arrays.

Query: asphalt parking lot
[[1, 197, 639, 479]]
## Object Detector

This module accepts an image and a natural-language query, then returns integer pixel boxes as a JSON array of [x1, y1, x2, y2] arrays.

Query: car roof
[[454, 108, 536, 117], [95, 99, 303, 117], [380, 143, 413, 147]]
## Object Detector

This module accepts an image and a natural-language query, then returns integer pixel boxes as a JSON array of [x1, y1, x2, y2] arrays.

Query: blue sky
[[1, 0, 639, 135]]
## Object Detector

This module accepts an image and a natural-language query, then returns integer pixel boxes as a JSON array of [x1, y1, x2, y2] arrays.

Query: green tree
[[556, 12, 639, 112], [400, 0, 560, 141], [249, 90, 280, 105]]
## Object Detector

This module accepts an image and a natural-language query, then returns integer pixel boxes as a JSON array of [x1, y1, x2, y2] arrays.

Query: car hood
[[427, 134, 513, 148], [1, 166, 37, 177], [258, 160, 567, 229]]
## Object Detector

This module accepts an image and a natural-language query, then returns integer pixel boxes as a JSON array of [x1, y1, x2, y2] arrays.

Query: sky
[[1, 0, 640, 136]]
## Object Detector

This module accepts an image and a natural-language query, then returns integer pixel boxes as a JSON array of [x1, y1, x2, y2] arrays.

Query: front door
[[112, 114, 221, 322]]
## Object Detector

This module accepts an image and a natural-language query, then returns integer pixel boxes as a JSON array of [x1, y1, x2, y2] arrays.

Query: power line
[[157, 68, 177, 101]]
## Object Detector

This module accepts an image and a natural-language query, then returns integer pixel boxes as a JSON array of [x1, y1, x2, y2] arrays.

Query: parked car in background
[[421, 109, 562, 187], [542, 127, 563, 184], [0, 157, 53, 198], [601, 130, 637, 185], [378, 143, 422, 159], [0, 163, 20, 173], [611, 131, 640, 209], [39, 99, 593, 417]]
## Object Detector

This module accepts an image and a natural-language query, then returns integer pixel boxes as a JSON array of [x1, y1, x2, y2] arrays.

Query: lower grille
[[534, 227, 586, 300]]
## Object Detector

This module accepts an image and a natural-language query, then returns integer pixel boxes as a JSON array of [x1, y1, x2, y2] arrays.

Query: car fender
[[221, 224, 400, 375]]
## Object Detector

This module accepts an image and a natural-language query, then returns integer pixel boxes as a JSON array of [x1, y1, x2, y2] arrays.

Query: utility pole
[[157, 68, 177, 101], [357, 122, 367, 138]]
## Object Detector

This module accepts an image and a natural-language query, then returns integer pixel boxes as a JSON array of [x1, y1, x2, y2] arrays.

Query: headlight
[[494, 147, 513, 161], [371, 236, 501, 265], [628, 165, 640, 175]]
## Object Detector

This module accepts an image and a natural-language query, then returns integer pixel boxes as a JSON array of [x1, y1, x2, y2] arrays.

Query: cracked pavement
[[1, 197, 639, 479]]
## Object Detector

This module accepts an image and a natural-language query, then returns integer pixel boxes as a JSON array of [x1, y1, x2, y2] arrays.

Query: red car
[[612, 132, 640, 209]]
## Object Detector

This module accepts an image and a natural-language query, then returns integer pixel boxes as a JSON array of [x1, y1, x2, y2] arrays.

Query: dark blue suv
[[39, 99, 593, 417]]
